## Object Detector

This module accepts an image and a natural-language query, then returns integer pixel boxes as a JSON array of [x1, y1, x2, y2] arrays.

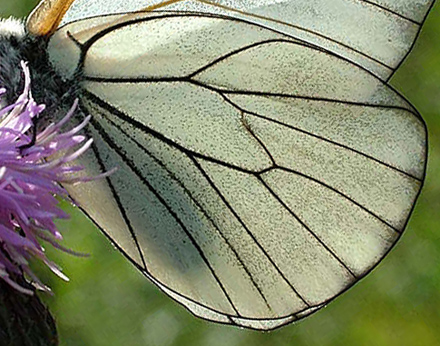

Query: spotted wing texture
[[47, 11, 427, 330], [57, 0, 436, 81]]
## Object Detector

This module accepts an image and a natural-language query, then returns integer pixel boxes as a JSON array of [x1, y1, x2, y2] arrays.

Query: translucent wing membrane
[[48, 13, 427, 330], [56, 0, 436, 81]]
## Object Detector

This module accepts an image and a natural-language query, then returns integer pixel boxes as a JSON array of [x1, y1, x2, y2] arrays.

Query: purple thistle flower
[[0, 61, 104, 295]]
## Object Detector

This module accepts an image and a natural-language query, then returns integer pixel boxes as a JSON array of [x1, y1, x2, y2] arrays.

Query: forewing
[[57, 0, 436, 81], [48, 13, 427, 330]]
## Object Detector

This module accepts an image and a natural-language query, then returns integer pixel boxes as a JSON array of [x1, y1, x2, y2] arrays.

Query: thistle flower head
[[0, 61, 96, 294]]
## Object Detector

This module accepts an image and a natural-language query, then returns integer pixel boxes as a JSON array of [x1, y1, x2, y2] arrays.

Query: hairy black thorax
[[0, 19, 80, 129]]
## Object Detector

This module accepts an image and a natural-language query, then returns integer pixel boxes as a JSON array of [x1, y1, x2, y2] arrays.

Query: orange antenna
[[26, 0, 76, 37]]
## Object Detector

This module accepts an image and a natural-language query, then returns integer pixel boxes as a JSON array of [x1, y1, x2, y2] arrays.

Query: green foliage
[[1, 1, 440, 345]]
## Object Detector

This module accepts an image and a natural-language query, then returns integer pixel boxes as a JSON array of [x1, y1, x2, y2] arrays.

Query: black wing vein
[[83, 88, 406, 233], [258, 177, 357, 278], [96, 109, 276, 312], [190, 157, 311, 307], [236, 112, 357, 277], [81, 120, 148, 272], [85, 103, 241, 316], [219, 94, 421, 181], [358, 0, 421, 24], [86, 89, 312, 309]]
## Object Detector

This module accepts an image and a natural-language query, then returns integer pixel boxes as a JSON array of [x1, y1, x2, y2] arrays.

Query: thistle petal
[[0, 62, 98, 294]]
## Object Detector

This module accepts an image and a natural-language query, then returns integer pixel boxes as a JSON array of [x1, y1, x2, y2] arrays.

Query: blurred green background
[[1, 1, 440, 345]]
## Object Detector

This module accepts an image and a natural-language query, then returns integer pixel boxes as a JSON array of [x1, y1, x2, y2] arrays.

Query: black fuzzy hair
[[0, 18, 80, 128], [0, 19, 26, 103]]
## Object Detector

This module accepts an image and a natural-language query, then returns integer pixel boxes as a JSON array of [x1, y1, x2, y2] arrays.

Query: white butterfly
[[7, 0, 434, 330]]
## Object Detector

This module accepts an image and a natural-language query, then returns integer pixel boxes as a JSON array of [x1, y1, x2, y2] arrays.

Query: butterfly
[[0, 0, 433, 330]]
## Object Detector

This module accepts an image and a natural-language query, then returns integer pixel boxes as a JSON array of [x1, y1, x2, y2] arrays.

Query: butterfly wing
[[52, 0, 436, 81], [47, 10, 427, 330]]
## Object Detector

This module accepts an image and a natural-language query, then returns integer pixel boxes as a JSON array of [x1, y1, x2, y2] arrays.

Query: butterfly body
[[0, 19, 79, 127]]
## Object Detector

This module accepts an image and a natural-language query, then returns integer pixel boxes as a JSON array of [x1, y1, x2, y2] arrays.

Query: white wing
[[58, 0, 436, 81], [48, 12, 426, 330]]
